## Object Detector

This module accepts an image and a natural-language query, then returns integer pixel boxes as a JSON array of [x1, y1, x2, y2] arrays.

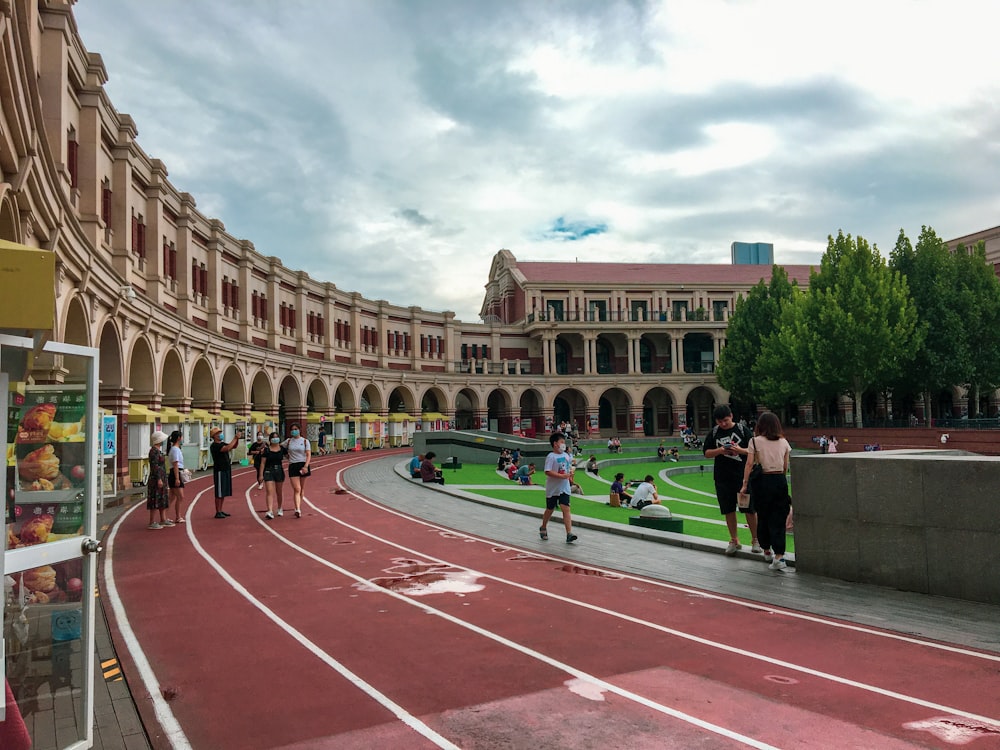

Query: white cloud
[[73, 0, 1000, 322]]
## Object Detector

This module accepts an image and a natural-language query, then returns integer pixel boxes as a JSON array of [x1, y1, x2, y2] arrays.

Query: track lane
[[105, 451, 1000, 749]]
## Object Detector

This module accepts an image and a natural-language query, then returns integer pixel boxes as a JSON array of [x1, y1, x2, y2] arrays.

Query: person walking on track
[[540, 432, 578, 543]]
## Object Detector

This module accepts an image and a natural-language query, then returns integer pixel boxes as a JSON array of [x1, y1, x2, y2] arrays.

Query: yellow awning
[[158, 406, 186, 424], [387, 413, 413, 422], [217, 410, 241, 423], [421, 412, 446, 421], [128, 404, 161, 423], [306, 412, 326, 423], [249, 411, 273, 423], [358, 413, 384, 423], [188, 408, 217, 423]]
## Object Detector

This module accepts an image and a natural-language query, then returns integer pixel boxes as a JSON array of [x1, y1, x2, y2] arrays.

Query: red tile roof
[[514, 261, 816, 286]]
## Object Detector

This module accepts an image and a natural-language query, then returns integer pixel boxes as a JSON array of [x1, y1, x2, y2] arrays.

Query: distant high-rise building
[[731, 242, 774, 265]]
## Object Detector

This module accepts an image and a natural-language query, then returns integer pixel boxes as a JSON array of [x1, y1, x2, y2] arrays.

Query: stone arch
[[221, 365, 247, 412], [97, 319, 124, 391], [278, 374, 304, 408], [126, 336, 157, 405], [552, 387, 588, 434], [685, 385, 718, 434], [420, 386, 447, 414], [642, 386, 675, 436], [386, 385, 416, 413], [305, 378, 331, 413], [517, 387, 544, 436], [334, 381, 357, 413], [161, 349, 186, 409], [61, 293, 91, 348], [190, 357, 216, 409], [454, 387, 480, 430], [595, 333, 626, 375], [598, 386, 632, 435], [250, 370, 274, 412], [639, 332, 672, 374], [0, 192, 20, 243], [360, 383, 383, 413]]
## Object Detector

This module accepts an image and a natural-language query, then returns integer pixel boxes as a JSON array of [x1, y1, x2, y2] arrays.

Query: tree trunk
[[852, 378, 864, 428]]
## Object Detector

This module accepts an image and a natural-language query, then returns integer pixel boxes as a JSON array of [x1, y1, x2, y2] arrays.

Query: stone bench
[[628, 504, 684, 533]]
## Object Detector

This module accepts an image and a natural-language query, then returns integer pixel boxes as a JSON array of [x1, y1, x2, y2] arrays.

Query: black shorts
[[167, 472, 184, 489], [213, 470, 232, 499], [288, 462, 308, 478], [262, 466, 285, 483], [716, 479, 754, 514], [545, 493, 571, 511]]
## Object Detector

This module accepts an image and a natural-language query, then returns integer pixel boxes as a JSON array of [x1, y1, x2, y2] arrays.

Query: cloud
[[72, 0, 1000, 321]]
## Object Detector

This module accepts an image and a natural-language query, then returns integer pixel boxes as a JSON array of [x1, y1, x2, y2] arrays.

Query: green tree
[[766, 231, 921, 427], [716, 266, 797, 406], [953, 240, 1000, 415], [888, 226, 965, 418]]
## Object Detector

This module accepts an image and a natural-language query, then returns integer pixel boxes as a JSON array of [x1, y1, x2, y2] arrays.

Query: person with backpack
[[703, 404, 761, 556]]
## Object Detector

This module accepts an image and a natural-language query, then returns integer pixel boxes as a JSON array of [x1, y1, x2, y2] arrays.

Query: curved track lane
[[102, 451, 1000, 749]]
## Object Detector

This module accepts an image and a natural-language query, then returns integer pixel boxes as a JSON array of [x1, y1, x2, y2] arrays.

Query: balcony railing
[[527, 309, 725, 323]]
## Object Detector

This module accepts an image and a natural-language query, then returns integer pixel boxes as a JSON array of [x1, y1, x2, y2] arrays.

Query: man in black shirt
[[702, 405, 760, 556], [210, 426, 242, 519]]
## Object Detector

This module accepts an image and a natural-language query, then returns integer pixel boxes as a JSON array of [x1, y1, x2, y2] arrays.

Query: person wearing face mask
[[248, 431, 267, 488], [540, 432, 578, 543], [259, 431, 287, 519], [166, 430, 186, 524], [281, 423, 311, 518]]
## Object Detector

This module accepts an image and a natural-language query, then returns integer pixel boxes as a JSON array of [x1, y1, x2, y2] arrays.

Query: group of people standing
[[146, 424, 313, 527]]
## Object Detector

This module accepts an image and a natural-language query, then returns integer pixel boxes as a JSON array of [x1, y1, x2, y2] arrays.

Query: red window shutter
[[200, 266, 208, 297], [252, 292, 258, 319], [138, 222, 146, 259], [232, 284, 239, 311], [192, 260, 199, 294], [163, 242, 170, 277], [131, 215, 137, 254], [318, 315, 324, 338]]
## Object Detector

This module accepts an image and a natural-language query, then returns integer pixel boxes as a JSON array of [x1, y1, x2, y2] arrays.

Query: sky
[[74, 1, 1000, 323]]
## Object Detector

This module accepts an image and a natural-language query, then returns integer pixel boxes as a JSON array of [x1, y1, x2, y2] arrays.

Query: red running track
[[101, 450, 1000, 749]]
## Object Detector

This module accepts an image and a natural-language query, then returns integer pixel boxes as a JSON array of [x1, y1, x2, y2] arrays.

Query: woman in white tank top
[[741, 412, 792, 571]]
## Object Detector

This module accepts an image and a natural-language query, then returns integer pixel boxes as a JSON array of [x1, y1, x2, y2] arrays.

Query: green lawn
[[446, 458, 794, 551]]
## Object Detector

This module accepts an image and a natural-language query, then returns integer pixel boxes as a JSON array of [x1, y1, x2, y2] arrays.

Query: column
[[627, 335, 636, 374], [284, 405, 308, 436], [541, 337, 550, 375], [582, 333, 595, 375], [100, 386, 131, 485], [672, 336, 682, 374]]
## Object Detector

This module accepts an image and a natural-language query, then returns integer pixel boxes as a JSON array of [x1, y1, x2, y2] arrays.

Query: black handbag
[[748, 437, 763, 485]]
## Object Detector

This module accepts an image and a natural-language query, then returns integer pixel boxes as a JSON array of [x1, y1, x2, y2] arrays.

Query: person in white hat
[[210, 425, 242, 519], [146, 431, 173, 529]]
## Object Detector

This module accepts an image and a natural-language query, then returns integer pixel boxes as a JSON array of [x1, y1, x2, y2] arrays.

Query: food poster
[[9, 386, 87, 547]]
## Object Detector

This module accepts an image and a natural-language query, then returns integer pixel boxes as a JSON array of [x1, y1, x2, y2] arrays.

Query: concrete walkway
[[347, 456, 1000, 654]]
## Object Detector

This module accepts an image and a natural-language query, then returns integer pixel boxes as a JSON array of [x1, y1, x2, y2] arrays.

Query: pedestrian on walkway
[[540, 432, 577, 543], [146, 431, 172, 529], [249, 431, 267, 488], [210, 426, 241, 519], [703, 404, 760, 555], [259, 431, 287, 520], [740, 412, 792, 571], [282, 423, 311, 518], [166, 430, 186, 524]]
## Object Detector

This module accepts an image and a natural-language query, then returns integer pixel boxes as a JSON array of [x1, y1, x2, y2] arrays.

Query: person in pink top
[[741, 412, 792, 571]]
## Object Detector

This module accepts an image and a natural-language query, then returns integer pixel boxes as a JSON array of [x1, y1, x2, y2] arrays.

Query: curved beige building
[[1, 1, 816, 482]]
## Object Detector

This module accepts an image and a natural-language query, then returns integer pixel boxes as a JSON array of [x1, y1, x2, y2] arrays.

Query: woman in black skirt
[[258, 431, 287, 520]]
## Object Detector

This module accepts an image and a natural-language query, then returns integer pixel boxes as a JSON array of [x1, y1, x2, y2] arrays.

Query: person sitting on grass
[[630, 475, 662, 510], [657, 442, 666, 461], [586, 455, 599, 475], [506, 459, 519, 481], [609, 472, 631, 507], [516, 462, 536, 485], [668, 447, 679, 462]]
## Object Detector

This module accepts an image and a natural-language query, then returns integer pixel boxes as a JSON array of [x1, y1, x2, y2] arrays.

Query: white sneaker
[[763, 551, 774, 563], [725, 540, 741, 556], [276, 508, 284, 517], [265, 512, 274, 520], [751, 541, 763, 554], [769, 558, 787, 571]]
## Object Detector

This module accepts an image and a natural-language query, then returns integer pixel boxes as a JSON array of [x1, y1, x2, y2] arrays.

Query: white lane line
[[185, 482, 461, 750], [104, 492, 196, 750], [382, 460, 1000, 663], [309, 468, 1000, 728], [238, 489, 780, 749]]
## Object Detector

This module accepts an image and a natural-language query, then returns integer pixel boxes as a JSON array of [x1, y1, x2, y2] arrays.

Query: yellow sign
[[0, 241, 55, 331]]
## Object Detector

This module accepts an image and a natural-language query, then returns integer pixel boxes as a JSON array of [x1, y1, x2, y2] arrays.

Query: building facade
[[5, 2, 992, 485]]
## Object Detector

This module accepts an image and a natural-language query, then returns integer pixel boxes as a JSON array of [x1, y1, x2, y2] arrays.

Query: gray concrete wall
[[412, 430, 551, 465], [791, 449, 1000, 604]]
